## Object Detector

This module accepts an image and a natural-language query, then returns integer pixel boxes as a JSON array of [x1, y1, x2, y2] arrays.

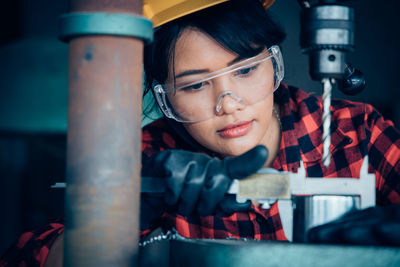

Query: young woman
[[2, 0, 400, 265], [138, 0, 400, 242]]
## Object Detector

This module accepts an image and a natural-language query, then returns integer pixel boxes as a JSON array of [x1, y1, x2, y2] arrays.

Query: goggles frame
[[153, 45, 284, 122]]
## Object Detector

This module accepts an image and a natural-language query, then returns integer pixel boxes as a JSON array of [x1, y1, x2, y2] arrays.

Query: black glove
[[307, 204, 400, 247], [142, 145, 268, 218]]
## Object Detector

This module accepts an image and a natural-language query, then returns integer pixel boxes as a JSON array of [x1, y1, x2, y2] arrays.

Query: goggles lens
[[153, 45, 284, 122]]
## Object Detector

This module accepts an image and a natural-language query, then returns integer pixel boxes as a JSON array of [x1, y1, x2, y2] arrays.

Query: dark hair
[[143, 0, 286, 116]]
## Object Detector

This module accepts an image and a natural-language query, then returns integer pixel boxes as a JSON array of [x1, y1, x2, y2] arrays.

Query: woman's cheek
[[184, 121, 215, 146]]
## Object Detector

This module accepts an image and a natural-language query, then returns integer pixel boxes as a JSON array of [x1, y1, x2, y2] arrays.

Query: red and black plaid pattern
[[159, 201, 286, 240], [2, 85, 399, 266], [141, 84, 400, 241], [272, 84, 400, 204], [0, 219, 64, 267]]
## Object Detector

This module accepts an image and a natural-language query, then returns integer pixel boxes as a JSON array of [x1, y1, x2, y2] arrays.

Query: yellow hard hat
[[143, 0, 275, 28]]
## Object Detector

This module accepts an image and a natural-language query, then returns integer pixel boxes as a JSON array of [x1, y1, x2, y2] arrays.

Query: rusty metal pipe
[[64, 0, 143, 266]]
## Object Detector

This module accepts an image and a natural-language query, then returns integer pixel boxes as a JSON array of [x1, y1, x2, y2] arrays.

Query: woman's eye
[[182, 82, 204, 91], [236, 65, 258, 76]]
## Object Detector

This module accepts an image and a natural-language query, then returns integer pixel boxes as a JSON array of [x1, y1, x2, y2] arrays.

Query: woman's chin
[[217, 139, 260, 158]]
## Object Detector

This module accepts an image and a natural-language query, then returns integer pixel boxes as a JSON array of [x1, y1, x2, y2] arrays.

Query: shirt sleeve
[[0, 220, 64, 267], [0, 213, 159, 267], [364, 104, 400, 204], [140, 119, 179, 240]]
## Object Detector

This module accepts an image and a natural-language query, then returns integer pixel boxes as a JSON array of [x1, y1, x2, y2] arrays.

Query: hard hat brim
[[144, 0, 275, 28]]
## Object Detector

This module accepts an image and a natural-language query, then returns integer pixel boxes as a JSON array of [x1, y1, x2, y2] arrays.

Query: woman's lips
[[217, 121, 253, 138]]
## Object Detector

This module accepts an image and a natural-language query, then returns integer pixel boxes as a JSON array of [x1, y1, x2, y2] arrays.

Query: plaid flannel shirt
[[2, 84, 399, 266]]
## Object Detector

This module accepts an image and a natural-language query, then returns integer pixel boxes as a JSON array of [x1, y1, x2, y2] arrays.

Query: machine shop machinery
[[55, 0, 399, 266]]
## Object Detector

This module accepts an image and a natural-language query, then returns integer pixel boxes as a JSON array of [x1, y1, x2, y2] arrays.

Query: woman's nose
[[215, 91, 245, 116], [213, 78, 245, 115]]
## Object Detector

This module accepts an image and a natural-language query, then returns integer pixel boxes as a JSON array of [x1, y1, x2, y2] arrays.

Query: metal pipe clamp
[[58, 12, 153, 43]]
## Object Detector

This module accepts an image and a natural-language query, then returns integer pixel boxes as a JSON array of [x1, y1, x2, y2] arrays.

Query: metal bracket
[[231, 156, 375, 208], [230, 156, 375, 241], [58, 12, 153, 43]]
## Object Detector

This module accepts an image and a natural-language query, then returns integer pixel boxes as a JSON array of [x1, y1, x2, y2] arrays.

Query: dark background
[[0, 0, 399, 255]]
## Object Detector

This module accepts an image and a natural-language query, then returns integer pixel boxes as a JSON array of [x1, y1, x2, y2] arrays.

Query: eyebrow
[[174, 55, 245, 80], [175, 69, 209, 79]]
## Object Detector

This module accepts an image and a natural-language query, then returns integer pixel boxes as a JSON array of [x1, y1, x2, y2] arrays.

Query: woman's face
[[168, 28, 277, 158]]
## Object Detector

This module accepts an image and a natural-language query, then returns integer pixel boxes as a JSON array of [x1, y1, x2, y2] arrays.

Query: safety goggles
[[153, 45, 284, 123]]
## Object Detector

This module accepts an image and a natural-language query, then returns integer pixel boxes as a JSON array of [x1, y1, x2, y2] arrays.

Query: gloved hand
[[307, 204, 400, 247], [141, 145, 268, 220]]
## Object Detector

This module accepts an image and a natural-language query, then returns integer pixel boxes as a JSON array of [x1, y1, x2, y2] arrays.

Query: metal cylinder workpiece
[[293, 195, 361, 243]]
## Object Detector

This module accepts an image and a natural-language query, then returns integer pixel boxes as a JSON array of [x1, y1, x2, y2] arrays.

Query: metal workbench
[[140, 236, 400, 267]]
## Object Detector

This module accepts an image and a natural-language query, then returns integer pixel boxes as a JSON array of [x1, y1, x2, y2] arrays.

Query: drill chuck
[[300, 4, 354, 80]]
